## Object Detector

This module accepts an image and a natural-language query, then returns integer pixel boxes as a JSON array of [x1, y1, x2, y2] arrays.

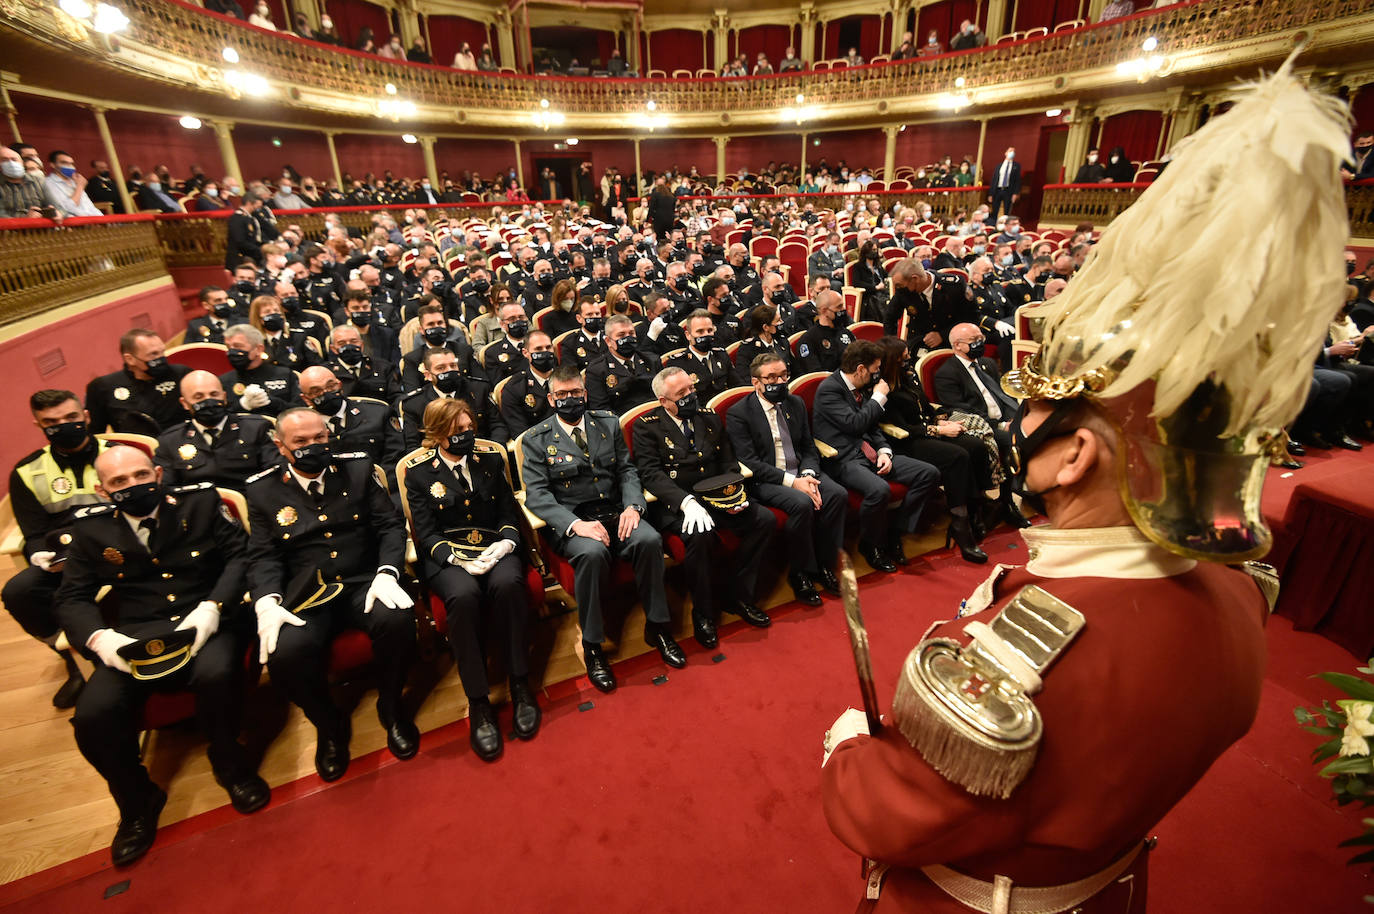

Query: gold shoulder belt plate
[[892, 585, 1085, 799]]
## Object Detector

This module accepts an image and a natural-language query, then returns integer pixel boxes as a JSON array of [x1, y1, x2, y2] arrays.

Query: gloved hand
[[680, 496, 716, 536], [175, 600, 220, 657], [30, 550, 57, 572], [364, 571, 414, 613], [239, 384, 270, 410], [448, 550, 489, 576], [255, 596, 305, 664], [478, 539, 516, 564], [821, 707, 872, 767], [994, 320, 1014, 337], [647, 315, 667, 340], [88, 628, 137, 673]]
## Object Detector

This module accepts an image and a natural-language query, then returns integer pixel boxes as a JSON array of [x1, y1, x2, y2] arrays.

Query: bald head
[[299, 366, 341, 405], [1044, 278, 1068, 300], [274, 407, 329, 465], [949, 323, 981, 346], [815, 289, 844, 323], [94, 445, 159, 498], [179, 370, 226, 411]]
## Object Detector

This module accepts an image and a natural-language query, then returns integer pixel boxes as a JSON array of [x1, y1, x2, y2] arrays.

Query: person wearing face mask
[[1074, 146, 1107, 184], [586, 315, 661, 415], [702, 273, 745, 345], [520, 365, 685, 689], [247, 0, 275, 28], [298, 365, 404, 485], [219, 325, 297, 418], [56, 445, 268, 867], [270, 176, 304, 211], [796, 290, 858, 375], [987, 147, 1022, 224], [187, 285, 243, 344], [245, 408, 419, 780], [725, 243, 762, 306], [736, 304, 795, 376], [891, 257, 974, 352], [632, 366, 775, 649], [456, 268, 495, 324], [402, 348, 506, 450], [43, 149, 101, 217], [966, 258, 1016, 369], [86, 329, 192, 434], [543, 278, 581, 338], [320, 324, 396, 403], [933, 323, 1021, 449], [1342, 130, 1374, 180], [1103, 145, 1134, 183], [225, 261, 265, 312], [558, 298, 607, 372], [402, 398, 536, 762], [518, 258, 557, 314], [499, 330, 558, 436], [193, 180, 229, 212], [251, 294, 322, 370], [338, 288, 399, 363], [154, 371, 277, 490], [84, 158, 124, 214], [667, 310, 744, 404], [482, 301, 533, 381], [3, 390, 112, 709], [134, 167, 183, 213], [225, 191, 266, 269], [809, 231, 847, 285]]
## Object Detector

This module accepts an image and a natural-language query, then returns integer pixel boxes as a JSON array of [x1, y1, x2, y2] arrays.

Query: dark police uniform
[[261, 330, 320, 370], [319, 398, 405, 487], [666, 347, 744, 403], [498, 367, 553, 438], [154, 414, 278, 490], [401, 381, 507, 451], [303, 271, 343, 312], [971, 279, 1015, 368], [732, 263, 762, 305], [86, 365, 192, 434], [796, 322, 857, 375], [586, 349, 660, 415], [481, 337, 527, 382], [282, 309, 330, 352], [218, 362, 297, 417], [399, 338, 477, 393], [244, 455, 415, 739], [56, 483, 255, 820], [734, 336, 795, 376], [402, 446, 529, 703], [631, 406, 774, 623], [707, 308, 745, 347], [2, 437, 109, 640], [185, 315, 234, 345], [560, 329, 606, 372], [895, 271, 975, 349], [321, 352, 398, 404]]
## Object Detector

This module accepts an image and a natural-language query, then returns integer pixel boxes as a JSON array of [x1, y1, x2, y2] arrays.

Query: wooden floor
[[0, 523, 952, 886]]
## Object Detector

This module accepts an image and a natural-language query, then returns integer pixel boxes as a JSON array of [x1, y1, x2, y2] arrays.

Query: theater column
[[984, 0, 1009, 41], [419, 135, 439, 189], [1063, 105, 1094, 179], [496, 10, 517, 69], [800, 132, 808, 176], [633, 139, 643, 194], [882, 126, 898, 182], [715, 136, 728, 185], [890, 0, 911, 52], [799, 3, 817, 64], [2, 83, 21, 148], [323, 131, 342, 187], [211, 121, 243, 187], [973, 117, 988, 184], [513, 139, 524, 189], [712, 11, 729, 71], [91, 106, 136, 215]]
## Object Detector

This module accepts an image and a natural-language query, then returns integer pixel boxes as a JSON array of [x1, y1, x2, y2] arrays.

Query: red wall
[[809, 128, 883, 170], [232, 124, 333, 184], [521, 138, 631, 191], [736, 26, 793, 67], [647, 29, 704, 74], [1012, 0, 1083, 31], [0, 278, 186, 498], [982, 112, 1044, 186], [641, 137, 715, 178], [427, 14, 488, 67], [1098, 110, 1165, 162], [332, 133, 426, 180], [726, 133, 804, 173], [1353, 83, 1374, 132], [434, 138, 517, 184], [893, 120, 983, 168]]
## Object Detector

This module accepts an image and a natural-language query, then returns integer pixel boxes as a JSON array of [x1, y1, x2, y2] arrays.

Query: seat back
[[532, 306, 555, 332], [552, 328, 580, 364], [841, 286, 864, 321], [749, 235, 778, 259], [166, 343, 230, 374], [848, 320, 885, 342], [96, 432, 158, 459], [618, 400, 659, 457], [788, 371, 829, 412], [915, 350, 954, 402], [1012, 340, 1040, 369], [216, 487, 250, 531], [708, 386, 753, 426]]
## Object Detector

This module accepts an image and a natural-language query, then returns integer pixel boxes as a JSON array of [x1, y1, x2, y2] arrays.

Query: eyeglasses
[[758, 372, 789, 383]]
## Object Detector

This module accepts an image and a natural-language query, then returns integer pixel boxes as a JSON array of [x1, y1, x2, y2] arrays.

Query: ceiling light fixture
[[401, 134, 418, 144], [1045, 108, 1063, 117], [222, 46, 239, 63], [179, 115, 202, 129]]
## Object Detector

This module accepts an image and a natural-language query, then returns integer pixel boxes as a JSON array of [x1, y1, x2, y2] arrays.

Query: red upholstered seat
[[166, 343, 231, 375], [916, 350, 954, 403]]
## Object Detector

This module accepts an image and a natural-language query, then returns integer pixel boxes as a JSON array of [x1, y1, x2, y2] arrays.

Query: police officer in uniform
[[725, 243, 762, 306], [403, 398, 538, 762], [520, 365, 686, 692], [220, 325, 298, 417], [520, 259, 557, 315], [299, 243, 344, 313], [632, 367, 773, 648], [667, 310, 744, 403], [321, 324, 398, 404], [399, 302, 478, 392], [186, 286, 241, 344], [891, 257, 975, 352], [561, 299, 608, 372], [587, 315, 660, 415], [736, 304, 796, 376], [299, 366, 405, 485], [255, 295, 322, 370], [796, 291, 857, 375], [663, 262, 703, 320], [155, 371, 278, 490], [499, 330, 557, 437], [57, 445, 269, 867], [401, 348, 507, 450], [246, 408, 419, 780], [968, 257, 1016, 369], [86, 330, 192, 434], [455, 270, 494, 324], [701, 277, 744, 346], [481, 302, 531, 382], [3, 389, 109, 707]]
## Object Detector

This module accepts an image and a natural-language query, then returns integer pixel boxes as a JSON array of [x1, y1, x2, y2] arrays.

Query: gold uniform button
[[162, 572, 172, 579], [329, 551, 338, 558], [167, 594, 176, 602], [150, 558, 159, 565], [318, 514, 328, 522], [324, 531, 333, 538], [334, 574, 342, 582]]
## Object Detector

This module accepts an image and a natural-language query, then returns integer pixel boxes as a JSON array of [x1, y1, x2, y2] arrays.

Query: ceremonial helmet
[[1003, 54, 1351, 562]]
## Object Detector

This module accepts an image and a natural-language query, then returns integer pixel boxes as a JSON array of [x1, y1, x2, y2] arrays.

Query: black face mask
[[615, 335, 637, 356], [434, 371, 464, 394], [470, 278, 490, 294], [261, 313, 285, 332], [293, 276, 311, 293], [445, 430, 475, 457], [506, 319, 529, 340], [583, 317, 605, 335], [336, 344, 363, 366], [536, 273, 555, 289], [1349, 262, 1358, 276], [964, 340, 986, 359], [226, 349, 252, 371], [1008, 402, 1077, 516], [110, 480, 163, 517], [691, 333, 715, 353], [192, 398, 228, 426], [553, 395, 587, 423], [212, 302, 236, 319], [761, 382, 789, 404], [44, 420, 88, 450], [422, 326, 448, 345], [529, 350, 557, 373], [143, 356, 174, 380], [234, 280, 256, 295], [674, 393, 699, 415], [349, 311, 372, 327], [431, 280, 452, 297], [312, 390, 345, 415], [291, 442, 332, 475], [280, 296, 301, 314]]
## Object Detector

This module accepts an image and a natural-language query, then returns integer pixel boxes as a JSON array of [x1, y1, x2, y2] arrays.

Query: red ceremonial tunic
[[821, 527, 1268, 913]]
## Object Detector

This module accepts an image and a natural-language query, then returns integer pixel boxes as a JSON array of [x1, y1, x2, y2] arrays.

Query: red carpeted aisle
[[4, 515, 1374, 910]]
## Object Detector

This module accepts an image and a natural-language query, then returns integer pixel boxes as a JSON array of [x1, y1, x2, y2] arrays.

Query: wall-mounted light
[[1045, 108, 1063, 117], [401, 134, 418, 144], [1142, 36, 1158, 52], [566, 138, 579, 146], [55, 0, 128, 35], [646, 99, 657, 112], [271, 137, 282, 147], [179, 115, 202, 129], [222, 46, 239, 63], [378, 98, 417, 121], [385, 83, 397, 95], [225, 70, 270, 98]]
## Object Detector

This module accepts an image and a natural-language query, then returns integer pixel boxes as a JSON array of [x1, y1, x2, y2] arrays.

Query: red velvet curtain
[[1098, 110, 1164, 164], [916, 0, 981, 50], [736, 25, 791, 67], [823, 15, 882, 59], [648, 29, 704, 73], [427, 15, 488, 67], [1012, 0, 1082, 31], [326, 0, 392, 48]]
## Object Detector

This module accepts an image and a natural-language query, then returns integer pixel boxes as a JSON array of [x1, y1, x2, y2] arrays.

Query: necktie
[[137, 518, 156, 549], [454, 461, 471, 492], [572, 426, 588, 455], [309, 480, 323, 501], [203, 426, 217, 447], [328, 415, 341, 437], [682, 417, 695, 449], [774, 405, 798, 475]]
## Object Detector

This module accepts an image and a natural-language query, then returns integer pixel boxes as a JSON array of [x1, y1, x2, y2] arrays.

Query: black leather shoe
[[646, 628, 687, 668], [1276, 457, 1304, 470], [111, 788, 166, 867], [468, 702, 503, 761], [885, 534, 910, 566], [946, 516, 989, 564], [1286, 440, 1306, 457], [51, 671, 85, 710], [1336, 434, 1364, 451], [1308, 433, 1335, 449], [787, 572, 822, 606], [814, 568, 841, 595], [384, 719, 420, 760], [509, 680, 541, 741], [1000, 496, 1033, 529], [692, 613, 718, 649], [859, 541, 896, 573], [225, 775, 270, 814], [583, 643, 617, 693], [734, 602, 772, 628], [315, 725, 351, 782]]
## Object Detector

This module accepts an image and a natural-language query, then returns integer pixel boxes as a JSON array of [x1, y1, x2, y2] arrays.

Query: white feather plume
[[1038, 52, 1351, 436]]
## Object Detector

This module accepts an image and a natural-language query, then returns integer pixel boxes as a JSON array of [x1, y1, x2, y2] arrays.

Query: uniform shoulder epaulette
[[169, 482, 215, 494], [401, 387, 426, 400], [637, 410, 662, 422], [587, 409, 616, 419], [245, 465, 279, 485], [333, 451, 370, 461], [74, 503, 116, 519], [14, 447, 47, 468], [402, 448, 437, 469]]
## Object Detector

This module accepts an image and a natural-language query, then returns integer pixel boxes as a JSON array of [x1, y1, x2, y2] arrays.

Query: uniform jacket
[[499, 367, 554, 437], [403, 448, 523, 572], [155, 414, 278, 489], [321, 352, 398, 404], [797, 323, 856, 375], [666, 348, 743, 403], [632, 406, 738, 513], [324, 399, 406, 485], [894, 273, 974, 346], [586, 350, 660, 415], [520, 410, 645, 534], [8, 438, 109, 559], [86, 365, 192, 434], [218, 362, 297, 417], [482, 337, 527, 382], [401, 381, 507, 450]]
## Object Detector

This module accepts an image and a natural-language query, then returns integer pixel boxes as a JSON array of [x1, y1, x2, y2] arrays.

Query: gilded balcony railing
[[6, 0, 1369, 121], [0, 216, 168, 326], [1038, 184, 1149, 226], [1350, 182, 1374, 240]]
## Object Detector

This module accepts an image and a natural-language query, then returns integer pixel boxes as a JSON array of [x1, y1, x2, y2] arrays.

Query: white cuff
[[781, 472, 796, 488]]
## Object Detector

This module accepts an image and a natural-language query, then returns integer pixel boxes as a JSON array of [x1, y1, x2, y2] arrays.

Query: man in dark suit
[[224, 192, 265, 269], [499, 330, 557, 437], [587, 315, 660, 415], [155, 371, 278, 490], [298, 367, 406, 485], [57, 445, 268, 866], [632, 366, 774, 648], [726, 353, 846, 605], [932, 323, 1019, 450], [401, 348, 506, 450], [988, 146, 1023, 223], [246, 408, 419, 782], [519, 365, 685, 692], [186, 286, 244, 345], [890, 257, 974, 351], [667, 310, 743, 403], [796, 290, 857, 375], [813, 341, 940, 573], [86, 330, 192, 434]]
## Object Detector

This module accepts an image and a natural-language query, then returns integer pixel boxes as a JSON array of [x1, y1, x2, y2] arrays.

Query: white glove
[[254, 595, 305, 664], [994, 320, 1014, 337], [30, 550, 57, 572], [647, 315, 667, 340], [175, 601, 221, 657], [88, 628, 137, 674], [822, 707, 872, 767], [448, 551, 489, 576], [680, 496, 716, 536], [239, 384, 270, 410], [364, 571, 414, 613], [478, 539, 516, 564]]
